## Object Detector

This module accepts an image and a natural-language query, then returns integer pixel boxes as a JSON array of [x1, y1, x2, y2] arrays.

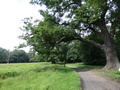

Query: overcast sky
[[0, 0, 43, 52]]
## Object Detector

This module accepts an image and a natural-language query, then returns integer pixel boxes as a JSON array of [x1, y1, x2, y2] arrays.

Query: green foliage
[[0, 63, 81, 90], [28, 50, 36, 62], [20, 0, 120, 67], [20, 15, 78, 63], [55, 43, 68, 63], [0, 47, 9, 63], [67, 41, 82, 63], [79, 34, 106, 65], [10, 50, 29, 63], [41, 43, 69, 63], [27, 50, 45, 62], [20, 16, 77, 55], [31, 0, 120, 31]]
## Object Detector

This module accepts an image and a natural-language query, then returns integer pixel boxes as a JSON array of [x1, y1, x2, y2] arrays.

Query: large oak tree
[[21, 0, 120, 69], [31, 0, 120, 69]]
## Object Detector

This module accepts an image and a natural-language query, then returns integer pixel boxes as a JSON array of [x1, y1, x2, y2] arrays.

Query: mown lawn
[[67, 63, 120, 82], [0, 62, 81, 90]]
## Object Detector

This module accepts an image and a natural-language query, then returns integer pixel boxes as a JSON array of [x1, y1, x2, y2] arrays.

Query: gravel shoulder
[[67, 65, 120, 90]]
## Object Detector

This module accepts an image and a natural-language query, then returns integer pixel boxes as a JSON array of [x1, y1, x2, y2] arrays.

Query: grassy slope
[[67, 63, 120, 82], [0, 63, 81, 90]]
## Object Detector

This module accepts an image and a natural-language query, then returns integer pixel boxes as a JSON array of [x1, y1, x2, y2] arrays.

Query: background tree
[[28, 49, 37, 62], [38, 43, 69, 64], [56, 43, 68, 63], [10, 50, 29, 63], [0, 47, 8, 63], [28, 0, 120, 69], [66, 41, 82, 63], [79, 34, 106, 65], [28, 49, 47, 62]]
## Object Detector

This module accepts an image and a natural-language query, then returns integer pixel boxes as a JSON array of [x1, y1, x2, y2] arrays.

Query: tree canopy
[[10, 50, 29, 63], [20, 0, 120, 69]]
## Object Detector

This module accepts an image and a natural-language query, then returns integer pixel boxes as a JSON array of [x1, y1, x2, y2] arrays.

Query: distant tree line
[[0, 48, 29, 63]]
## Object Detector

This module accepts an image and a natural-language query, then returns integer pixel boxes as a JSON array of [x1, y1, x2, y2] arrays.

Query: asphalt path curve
[[67, 65, 120, 90]]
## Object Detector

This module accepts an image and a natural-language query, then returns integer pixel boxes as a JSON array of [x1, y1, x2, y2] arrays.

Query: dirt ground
[[68, 66, 120, 90]]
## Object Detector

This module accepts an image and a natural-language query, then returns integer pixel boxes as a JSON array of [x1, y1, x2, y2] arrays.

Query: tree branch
[[61, 3, 76, 11], [61, 0, 81, 11], [56, 36, 103, 49]]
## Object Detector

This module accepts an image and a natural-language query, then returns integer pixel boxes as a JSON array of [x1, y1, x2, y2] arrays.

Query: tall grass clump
[[0, 62, 80, 90]]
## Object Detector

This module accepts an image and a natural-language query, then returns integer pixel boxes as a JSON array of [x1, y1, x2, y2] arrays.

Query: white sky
[[0, 0, 43, 52]]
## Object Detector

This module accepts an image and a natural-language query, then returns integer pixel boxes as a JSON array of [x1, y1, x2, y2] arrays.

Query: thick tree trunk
[[95, 18, 120, 69], [103, 44, 120, 69], [99, 20, 120, 69]]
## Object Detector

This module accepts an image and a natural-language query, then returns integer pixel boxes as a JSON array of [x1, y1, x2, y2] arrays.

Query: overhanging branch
[[61, 3, 76, 11], [56, 36, 103, 49]]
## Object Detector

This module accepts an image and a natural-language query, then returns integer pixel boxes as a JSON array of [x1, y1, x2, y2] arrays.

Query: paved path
[[68, 66, 120, 90]]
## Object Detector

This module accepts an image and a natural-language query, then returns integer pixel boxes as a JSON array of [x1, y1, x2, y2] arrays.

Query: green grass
[[100, 69, 120, 81], [67, 63, 103, 70], [0, 62, 81, 90], [67, 63, 120, 82]]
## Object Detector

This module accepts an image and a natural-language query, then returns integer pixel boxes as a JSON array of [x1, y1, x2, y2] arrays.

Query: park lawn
[[67, 63, 120, 82], [0, 62, 81, 90], [67, 63, 103, 70]]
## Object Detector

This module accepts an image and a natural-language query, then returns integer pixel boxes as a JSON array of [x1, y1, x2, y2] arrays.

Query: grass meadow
[[0, 62, 80, 90]]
